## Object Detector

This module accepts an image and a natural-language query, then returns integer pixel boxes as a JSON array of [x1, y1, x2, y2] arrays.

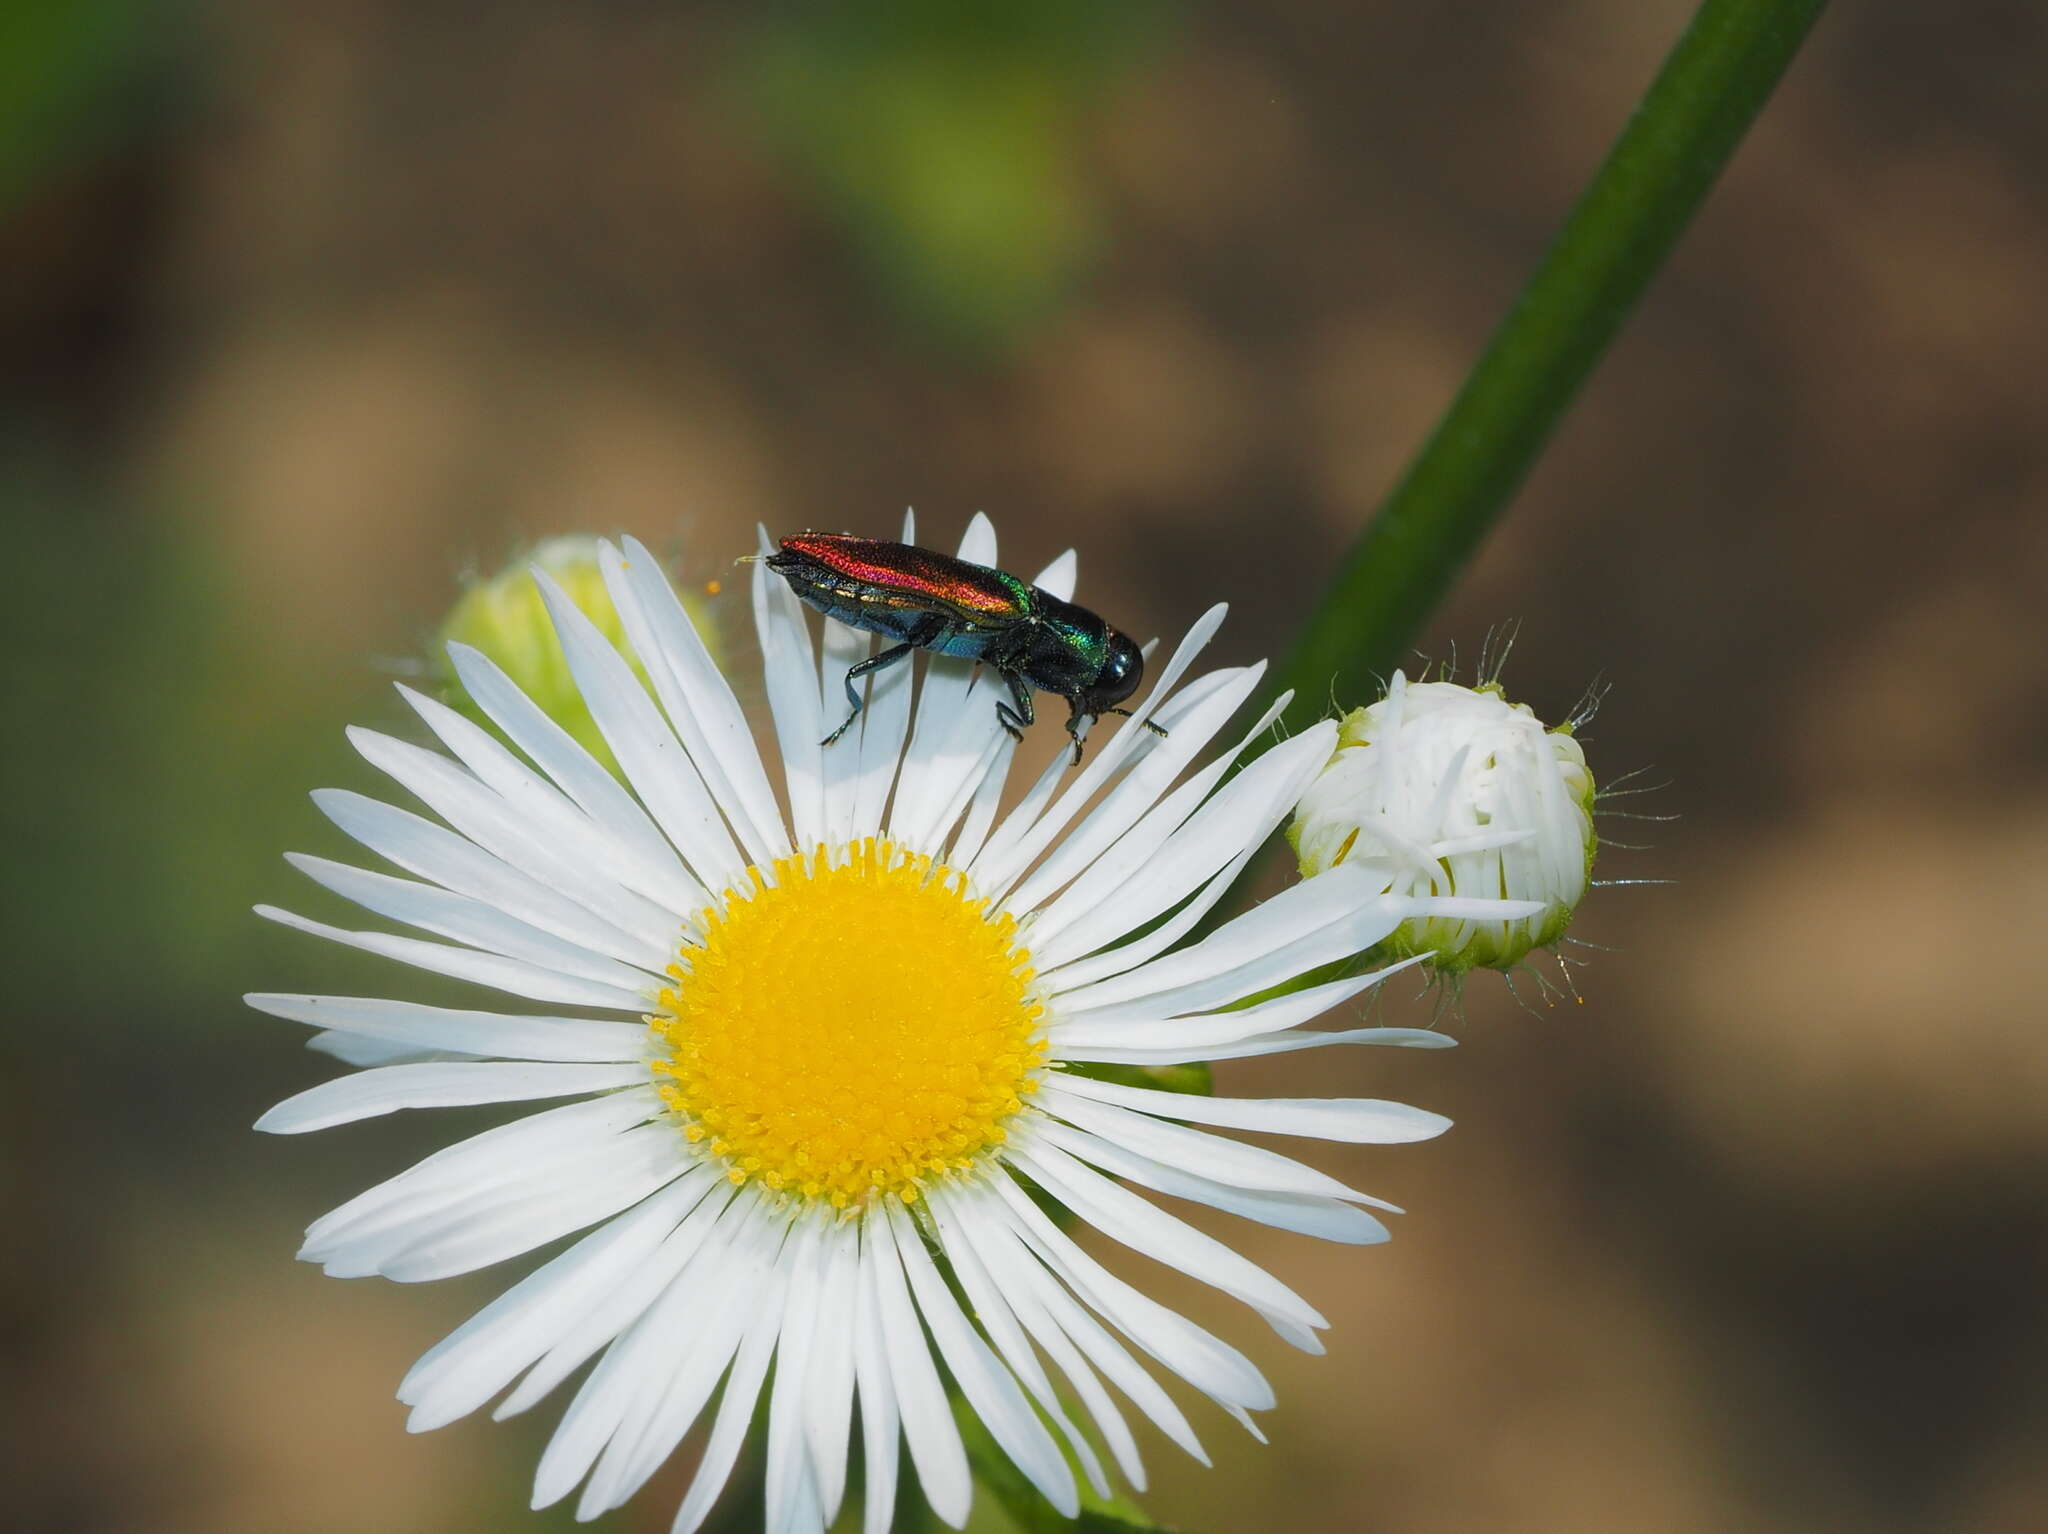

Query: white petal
[[1049, 969, 1396, 1051], [981, 1227, 1201, 1475], [1028, 721, 1334, 967], [247, 993, 650, 1062], [398, 680, 713, 926], [971, 603, 1229, 898], [847, 639, 916, 842], [753, 525, 826, 852], [853, 1230, 901, 1534], [579, 1199, 779, 1518], [498, 1178, 740, 1420], [1044, 1072, 1452, 1144], [1009, 1139, 1327, 1345], [987, 1174, 1272, 1412], [1035, 1090, 1395, 1207], [885, 1200, 1078, 1517], [1031, 548, 1078, 601], [889, 515, 1011, 858], [1068, 1025, 1456, 1066], [1014, 676, 1267, 943], [865, 1208, 971, 1527], [347, 726, 684, 954], [815, 614, 872, 850], [763, 1220, 830, 1533], [968, 744, 1069, 891], [593, 1242, 768, 1514], [956, 511, 997, 565], [1224, 1400, 1273, 1442], [375, 1122, 687, 1283], [1022, 691, 1296, 967], [303, 1090, 662, 1268], [1146, 660, 1255, 724], [838, 512, 922, 839], [581, 1288, 752, 1519], [1036, 849, 1252, 995], [284, 853, 663, 992], [924, 730, 1009, 856], [257, 1061, 646, 1134], [801, 1220, 862, 1521], [1005, 664, 1264, 920], [922, 1192, 1111, 1499], [891, 670, 1011, 858], [1035, 1118, 1389, 1245], [445, 640, 708, 915], [312, 787, 674, 967], [400, 1172, 711, 1432], [611, 537, 790, 866], [1048, 863, 1417, 1020], [938, 1183, 1205, 1466], [941, 730, 1016, 869], [671, 1232, 793, 1534], [533, 568, 745, 892], [306, 1030, 451, 1066], [528, 1193, 754, 1507], [760, 1454, 823, 1534], [254, 905, 653, 1012]]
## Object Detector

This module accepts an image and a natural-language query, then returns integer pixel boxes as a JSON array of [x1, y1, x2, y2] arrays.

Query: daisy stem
[[1266, 0, 1828, 737]]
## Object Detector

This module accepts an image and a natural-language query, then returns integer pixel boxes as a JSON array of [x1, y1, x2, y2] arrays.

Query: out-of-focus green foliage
[[0, 456, 367, 1025], [0, 0, 170, 208], [739, 0, 1171, 356], [952, 1400, 1169, 1532]]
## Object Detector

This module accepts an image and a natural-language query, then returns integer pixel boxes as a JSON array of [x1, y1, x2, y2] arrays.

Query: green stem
[[1268, 0, 1827, 735]]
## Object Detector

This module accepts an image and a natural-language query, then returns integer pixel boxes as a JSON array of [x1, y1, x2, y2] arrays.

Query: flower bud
[[1287, 671, 1596, 975], [438, 538, 715, 771]]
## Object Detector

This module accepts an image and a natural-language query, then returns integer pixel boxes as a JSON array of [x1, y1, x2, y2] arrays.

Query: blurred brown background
[[5, 2, 2046, 1531]]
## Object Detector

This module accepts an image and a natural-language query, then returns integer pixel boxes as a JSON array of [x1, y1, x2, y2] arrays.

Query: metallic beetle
[[766, 533, 1162, 763]]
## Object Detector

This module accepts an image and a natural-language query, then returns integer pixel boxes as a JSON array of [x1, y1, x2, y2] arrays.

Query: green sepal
[[1062, 1060, 1213, 1099]]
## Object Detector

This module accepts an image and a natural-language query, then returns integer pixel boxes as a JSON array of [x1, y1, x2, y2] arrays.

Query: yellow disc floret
[[650, 837, 1046, 1209]]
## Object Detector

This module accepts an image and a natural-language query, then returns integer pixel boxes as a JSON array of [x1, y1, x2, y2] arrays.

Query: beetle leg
[[994, 670, 1035, 743], [822, 641, 918, 747], [1063, 699, 1092, 766]]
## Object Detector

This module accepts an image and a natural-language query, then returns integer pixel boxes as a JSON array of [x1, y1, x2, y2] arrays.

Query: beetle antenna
[[1104, 707, 1170, 739]]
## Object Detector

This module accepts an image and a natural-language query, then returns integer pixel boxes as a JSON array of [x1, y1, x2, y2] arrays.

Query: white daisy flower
[[251, 515, 1540, 1532]]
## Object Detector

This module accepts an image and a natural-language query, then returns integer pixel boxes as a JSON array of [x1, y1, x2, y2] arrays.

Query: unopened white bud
[[1287, 671, 1596, 974]]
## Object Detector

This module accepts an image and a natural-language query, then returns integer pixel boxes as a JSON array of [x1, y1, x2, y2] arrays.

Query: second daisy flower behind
[[250, 515, 1541, 1533]]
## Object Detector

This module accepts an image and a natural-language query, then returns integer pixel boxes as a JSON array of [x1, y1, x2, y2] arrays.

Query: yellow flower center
[[650, 838, 1046, 1209]]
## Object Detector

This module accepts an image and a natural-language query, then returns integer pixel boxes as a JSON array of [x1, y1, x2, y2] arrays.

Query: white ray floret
[[253, 521, 1541, 1531]]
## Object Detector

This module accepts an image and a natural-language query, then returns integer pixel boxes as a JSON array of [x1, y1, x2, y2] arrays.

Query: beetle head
[[1082, 628, 1145, 716]]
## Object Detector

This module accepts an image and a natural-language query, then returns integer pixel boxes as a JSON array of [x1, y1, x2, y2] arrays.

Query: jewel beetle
[[766, 532, 1165, 763]]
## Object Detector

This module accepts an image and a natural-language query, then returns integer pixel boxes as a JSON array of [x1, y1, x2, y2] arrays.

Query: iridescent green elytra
[[767, 532, 1164, 763]]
